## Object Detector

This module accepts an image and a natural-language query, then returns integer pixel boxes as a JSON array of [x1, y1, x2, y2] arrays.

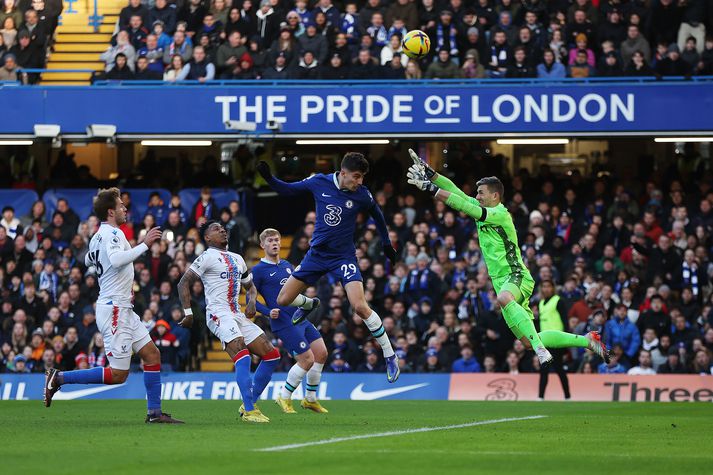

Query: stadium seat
[[0, 189, 39, 218]]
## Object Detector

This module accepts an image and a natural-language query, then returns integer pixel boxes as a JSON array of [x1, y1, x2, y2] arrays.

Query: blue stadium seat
[[0, 189, 39, 218], [178, 188, 240, 219], [42, 189, 172, 222]]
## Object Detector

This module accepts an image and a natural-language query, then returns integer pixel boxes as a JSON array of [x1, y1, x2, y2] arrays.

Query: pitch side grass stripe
[[255, 415, 548, 452]]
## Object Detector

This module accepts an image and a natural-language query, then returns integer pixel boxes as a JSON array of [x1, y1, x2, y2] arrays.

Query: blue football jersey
[[252, 258, 297, 331]]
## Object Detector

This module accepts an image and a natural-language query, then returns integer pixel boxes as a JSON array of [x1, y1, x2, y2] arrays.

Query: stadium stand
[[1, 146, 712, 377]]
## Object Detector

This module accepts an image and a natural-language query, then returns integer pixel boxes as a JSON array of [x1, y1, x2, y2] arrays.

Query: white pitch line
[[254, 415, 547, 452]]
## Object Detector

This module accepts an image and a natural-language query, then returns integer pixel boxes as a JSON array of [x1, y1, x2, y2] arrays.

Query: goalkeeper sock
[[232, 350, 254, 412], [289, 294, 314, 310], [364, 311, 395, 358], [60, 367, 108, 385], [539, 330, 589, 349], [281, 364, 308, 399], [305, 362, 324, 402], [251, 348, 281, 404], [143, 364, 162, 415], [502, 300, 544, 350]]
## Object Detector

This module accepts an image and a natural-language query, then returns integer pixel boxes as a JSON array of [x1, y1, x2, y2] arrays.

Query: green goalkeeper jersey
[[434, 175, 530, 280]]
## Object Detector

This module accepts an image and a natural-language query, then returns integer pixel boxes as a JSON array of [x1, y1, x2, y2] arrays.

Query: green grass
[[3, 401, 712, 474]]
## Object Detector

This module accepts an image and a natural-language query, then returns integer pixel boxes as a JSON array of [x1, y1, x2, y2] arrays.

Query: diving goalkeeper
[[406, 149, 610, 366]]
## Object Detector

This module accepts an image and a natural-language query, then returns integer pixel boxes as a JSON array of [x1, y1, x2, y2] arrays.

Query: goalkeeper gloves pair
[[407, 148, 439, 196]]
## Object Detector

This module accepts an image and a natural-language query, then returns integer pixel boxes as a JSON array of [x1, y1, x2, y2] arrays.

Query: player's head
[[339, 152, 369, 192], [93, 187, 126, 225], [475, 176, 504, 207], [201, 220, 228, 249], [259, 228, 281, 258]]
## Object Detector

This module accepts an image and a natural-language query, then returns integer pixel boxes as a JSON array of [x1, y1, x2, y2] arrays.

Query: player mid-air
[[252, 228, 329, 414], [177, 221, 281, 423], [256, 153, 400, 382], [406, 149, 610, 365], [43, 188, 182, 423]]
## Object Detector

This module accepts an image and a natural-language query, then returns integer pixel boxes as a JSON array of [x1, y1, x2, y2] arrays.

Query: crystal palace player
[[406, 149, 610, 365], [43, 188, 182, 424], [252, 228, 329, 414], [256, 153, 400, 382], [177, 221, 280, 423]]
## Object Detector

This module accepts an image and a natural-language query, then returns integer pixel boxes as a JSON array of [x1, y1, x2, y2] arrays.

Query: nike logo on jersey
[[54, 383, 126, 400], [321, 193, 331, 197], [270, 272, 277, 276], [349, 382, 429, 400]]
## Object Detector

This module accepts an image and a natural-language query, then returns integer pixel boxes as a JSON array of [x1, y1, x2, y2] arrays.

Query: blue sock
[[251, 350, 280, 404], [233, 350, 254, 411], [144, 364, 162, 415], [61, 367, 105, 384]]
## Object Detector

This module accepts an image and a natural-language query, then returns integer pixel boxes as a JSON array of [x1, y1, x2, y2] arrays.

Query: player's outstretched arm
[[107, 226, 161, 268], [408, 148, 470, 202], [256, 161, 311, 196], [177, 269, 200, 328], [407, 169, 485, 221]]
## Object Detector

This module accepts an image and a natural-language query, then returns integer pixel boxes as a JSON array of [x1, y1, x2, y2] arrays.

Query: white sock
[[289, 294, 314, 310], [280, 364, 307, 399], [363, 311, 395, 358], [305, 362, 324, 402]]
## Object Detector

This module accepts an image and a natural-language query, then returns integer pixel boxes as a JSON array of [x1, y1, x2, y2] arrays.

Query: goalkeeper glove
[[408, 148, 436, 180]]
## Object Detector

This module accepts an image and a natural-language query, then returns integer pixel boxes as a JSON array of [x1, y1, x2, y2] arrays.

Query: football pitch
[[3, 401, 712, 474]]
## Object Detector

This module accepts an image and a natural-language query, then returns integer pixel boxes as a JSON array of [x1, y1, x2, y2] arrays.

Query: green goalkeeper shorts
[[492, 271, 536, 317]]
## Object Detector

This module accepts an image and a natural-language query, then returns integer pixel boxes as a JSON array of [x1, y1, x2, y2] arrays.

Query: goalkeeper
[[406, 149, 610, 366]]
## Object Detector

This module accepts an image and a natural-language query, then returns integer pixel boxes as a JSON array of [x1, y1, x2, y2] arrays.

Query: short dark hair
[[475, 176, 505, 199], [199, 220, 218, 241], [341, 152, 369, 174], [93, 188, 121, 221]]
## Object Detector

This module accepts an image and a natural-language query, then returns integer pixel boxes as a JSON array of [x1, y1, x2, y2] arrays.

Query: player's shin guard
[[305, 362, 323, 402], [289, 294, 314, 310], [502, 301, 544, 349], [143, 364, 162, 416], [363, 311, 395, 358], [539, 330, 589, 348], [280, 364, 307, 399], [251, 348, 281, 404], [233, 350, 255, 412], [60, 367, 112, 385]]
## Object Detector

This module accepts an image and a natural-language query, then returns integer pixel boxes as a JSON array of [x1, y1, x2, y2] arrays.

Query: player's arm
[[255, 161, 311, 196], [408, 148, 470, 201], [106, 226, 161, 268], [368, 202, 397, 264], [177, 268, 201, 328], [407, 170, 485, 221], [242, 273, 257, 319]]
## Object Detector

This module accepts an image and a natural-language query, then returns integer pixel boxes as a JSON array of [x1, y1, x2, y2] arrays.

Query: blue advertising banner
[[1, 82, 712, 135], [0, 373, 451, 401]]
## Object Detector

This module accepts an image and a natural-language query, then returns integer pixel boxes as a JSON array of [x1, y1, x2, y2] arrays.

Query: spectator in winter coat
[[567, 49, 595, 77], [461, 48, 486, 78], [537, 48, 566, 78], [605, 304, 641, 360], [349, 48, 378, 78], [386, 0, 419, 31], [150, 0, 176, 35], [262, 50, 292, 78], [294, 50, 321, 79], [620, 24, 651, 65], [624, 50, 655, 76], [106, 52, 135, 80], [425, 48, 463, 78], [216, 30, 247, 74], [255, 0, 280, 49], [119, 0, 149, 31], [452, 344, 482, 372], [656, 43, 691, 76], [506, 45, 535, 77], [299, 22, 328, 63], [178, 45, 215, 81], [137, 34, 164, 73], [487, 29, 510, 77], [637, 294, 669, 338], [100, 30, 136, 72]]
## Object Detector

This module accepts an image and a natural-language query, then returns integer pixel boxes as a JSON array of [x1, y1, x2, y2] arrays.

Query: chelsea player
[[252, 228, 329, 414], [256, 153, 400, 383]]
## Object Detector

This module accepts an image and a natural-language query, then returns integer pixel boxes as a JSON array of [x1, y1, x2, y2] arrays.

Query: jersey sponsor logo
[[349, 382, 430, 400], [220, 270, 242, 280], [324, 204, 343, 227], [111, 236, 119, 244], [345, 200, 353, 209], [220, 253, 240, 314]]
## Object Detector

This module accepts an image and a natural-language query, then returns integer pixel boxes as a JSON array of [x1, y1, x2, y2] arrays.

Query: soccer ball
[[402, 30, 430, 60]]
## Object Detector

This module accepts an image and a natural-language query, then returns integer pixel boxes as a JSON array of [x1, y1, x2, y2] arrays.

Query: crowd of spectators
[[0, 0, 61, 83], [1, 144, 713, 377], [91, 0, 713, 81]]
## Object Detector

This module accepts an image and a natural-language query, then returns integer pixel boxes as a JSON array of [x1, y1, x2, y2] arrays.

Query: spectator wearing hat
[[320, 52, 349, 79], [298, 21, 328, 64], [76, 305, 98, 350], [327, 352, 352, 372], [598, 50, 622, 76], [262, 50, 292, 78], [425, 48, 462, 78], [420, 348, 445, 372], [106, 52, 135, 80], [152, 20, 172, 49], [152, 319, 179, 369], [216, 30, 247, 75], [74, 352, 89, 370], [460, 48, 485, 78], [568, 33, 594, 66], [357, 348, 385, 372], [150, 0, 176, 35], [537, 48, 565, 78], [656, 42, 692, 76], [0, 51, 17, 80], [429, 9, 459, 60], [12, 354, 30, 373]]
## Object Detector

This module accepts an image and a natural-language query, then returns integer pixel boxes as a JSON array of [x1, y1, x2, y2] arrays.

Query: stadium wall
[[2, 82, 713, 136], [2, 373, 712, 402]]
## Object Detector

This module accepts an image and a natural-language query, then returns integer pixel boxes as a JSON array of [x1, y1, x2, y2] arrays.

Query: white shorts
[[96, 304, 152, 371], [206, 308, 264, 348]]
